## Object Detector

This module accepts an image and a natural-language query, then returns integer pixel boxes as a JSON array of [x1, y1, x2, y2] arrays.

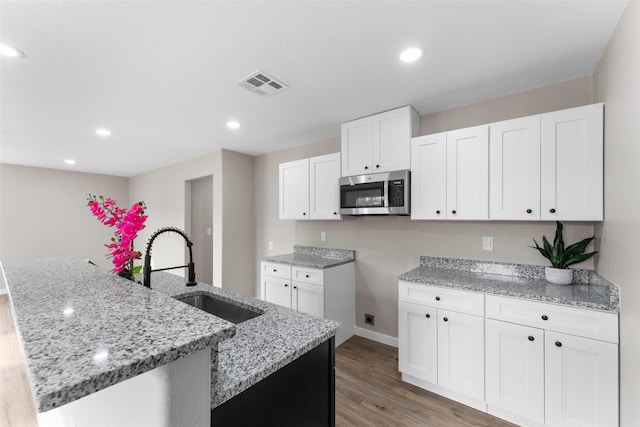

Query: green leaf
[[132, 265, 143, 274]]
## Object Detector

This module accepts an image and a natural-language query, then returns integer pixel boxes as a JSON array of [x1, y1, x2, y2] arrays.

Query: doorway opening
[[185, 175, 213, 284]]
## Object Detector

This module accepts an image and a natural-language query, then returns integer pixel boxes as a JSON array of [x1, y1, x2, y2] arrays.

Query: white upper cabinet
[[341, 106, 420, 177], [309, 153, 341, 220], [540, 103, 604, 221], [489, 115, 541, 220], [446, 125, 489, 220], [411, 133, 447, 220], [279, 153, 341, 220], [279, 158, 309, 220], [411, 125, 489, 220]]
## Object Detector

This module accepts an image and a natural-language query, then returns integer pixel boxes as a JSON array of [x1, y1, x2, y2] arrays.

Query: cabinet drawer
[[292, 266, 324, 285], [261, 262, 291, 279], [486, 295, 618, 343], [399, 281, 484, 316]]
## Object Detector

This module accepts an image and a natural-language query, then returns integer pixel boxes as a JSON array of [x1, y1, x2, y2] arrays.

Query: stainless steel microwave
[[339, 170, 410, 215]]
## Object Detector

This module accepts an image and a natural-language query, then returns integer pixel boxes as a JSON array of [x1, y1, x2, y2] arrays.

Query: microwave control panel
[[388, 180, 405, 207]]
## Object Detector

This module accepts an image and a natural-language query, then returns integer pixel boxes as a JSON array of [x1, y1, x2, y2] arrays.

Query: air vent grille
[[235, 70, 289, 97]]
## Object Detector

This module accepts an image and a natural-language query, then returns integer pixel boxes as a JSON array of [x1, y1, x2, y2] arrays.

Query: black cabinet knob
[[305, 274, 309, 278], [526, 209, 532, 214], [436, 210, 441, 214], [425, 314, 430, 318], [452, 210, 457, 214], [550, 208, 556, 213], [435, 296, 440, 301], [273, 269, 277, 272], [555, 341, 562, 347], [443, 317, 448, 322], [302, 212, 306, 216], [293, 286, 297, 290], [284, 284, 288, 287], [542, 315, 549, 321], [333, 212, 337, 215], [528, 336, 535, 341], [376, 164, 380, 168], [364, 166, 369, 170]]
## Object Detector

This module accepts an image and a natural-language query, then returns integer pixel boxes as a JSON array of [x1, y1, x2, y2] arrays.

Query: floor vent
[[235, 70, 289, 97]]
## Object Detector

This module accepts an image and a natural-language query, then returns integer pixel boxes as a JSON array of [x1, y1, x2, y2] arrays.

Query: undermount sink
[[175, 293, 262, 324]]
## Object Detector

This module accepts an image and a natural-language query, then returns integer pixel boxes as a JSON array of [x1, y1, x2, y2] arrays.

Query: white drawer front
[[261, 261, 291, 279], [399, 281, 484, 316], [292, 266, 324, 285], [486, 295, 618, 343]]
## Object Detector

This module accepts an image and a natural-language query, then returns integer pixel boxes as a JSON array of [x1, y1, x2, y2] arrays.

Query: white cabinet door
[[309, 153, 341, 220], [446, 125, 489, 220], [279, 159, 309, 220], [437, 309, 484, 401], [372, 106, 414, 173], [485, 319, 545, 424], [545, 331, 618, 427], [398, 301, 438, 383], [490, 115, 541, 220], [263, 277, 292, 309], [341, 117, 373, 177], [540, 103, 603, 221], [293, 281, 324, 317], [411, 133, 447, 220]]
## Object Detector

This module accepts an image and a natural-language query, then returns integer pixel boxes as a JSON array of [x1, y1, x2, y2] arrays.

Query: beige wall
[[0, 164, 129, 289], [592, 2, 640, 426], [129, 149, 255, 296], [253, 76, 597, 339]]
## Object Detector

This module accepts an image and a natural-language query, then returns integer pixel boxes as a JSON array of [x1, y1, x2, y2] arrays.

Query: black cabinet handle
[[443, 317, 448, 322], [542, 315, 549, 321], [550, 208, 556, 213], [425, 314, 430, 318], [435, 296, 440, 301], [528, 336, 535, 341], [436, 210, 441, 215], [526, 209, 532, 214], [364, 166, 369, 170], [555, 341, 562, 347], [452, 210, 457, 214]]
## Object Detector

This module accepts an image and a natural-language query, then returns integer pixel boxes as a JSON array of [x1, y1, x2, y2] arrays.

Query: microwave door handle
[[383, 179, 389, 208]]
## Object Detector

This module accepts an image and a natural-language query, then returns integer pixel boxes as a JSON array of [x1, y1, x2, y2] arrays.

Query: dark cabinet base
[[211, 337, 335, 427]]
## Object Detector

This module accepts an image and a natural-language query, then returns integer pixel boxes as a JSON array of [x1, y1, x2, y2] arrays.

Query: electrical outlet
[[482, 236, 493, 251], [320, 231, 327, 242], [365, 313, 375, 325]]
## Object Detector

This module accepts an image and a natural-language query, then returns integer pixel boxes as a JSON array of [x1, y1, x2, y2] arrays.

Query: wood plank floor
[[0, 295, 514, 427]]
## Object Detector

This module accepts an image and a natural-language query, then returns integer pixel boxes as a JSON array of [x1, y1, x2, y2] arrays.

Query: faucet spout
[[143, 227, 197, 288]]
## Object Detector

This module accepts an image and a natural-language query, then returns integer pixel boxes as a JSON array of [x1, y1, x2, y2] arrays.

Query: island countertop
[[2, 256, 340, 412]]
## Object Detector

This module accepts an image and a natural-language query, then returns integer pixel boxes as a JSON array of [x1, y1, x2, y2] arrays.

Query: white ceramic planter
[[545, 267, 574, 285]]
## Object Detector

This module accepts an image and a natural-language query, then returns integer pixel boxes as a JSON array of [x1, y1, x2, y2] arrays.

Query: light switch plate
[[482, 236, 493, 251], [320, 231, 327, 242]]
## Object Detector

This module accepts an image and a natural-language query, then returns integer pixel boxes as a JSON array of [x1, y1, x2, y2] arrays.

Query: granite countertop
[[147, 271, 340, 408], [262, 245, 355, 269], [1, 257, 236, 412], [398, 257, 619, 313], [2, 256, 340, 412]]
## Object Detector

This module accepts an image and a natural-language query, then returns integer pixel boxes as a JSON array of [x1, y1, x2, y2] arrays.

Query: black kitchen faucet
[[143, 226, 197, 288]]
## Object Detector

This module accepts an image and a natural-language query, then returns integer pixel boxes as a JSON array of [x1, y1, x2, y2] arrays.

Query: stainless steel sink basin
[[175, 293, 262, 324]]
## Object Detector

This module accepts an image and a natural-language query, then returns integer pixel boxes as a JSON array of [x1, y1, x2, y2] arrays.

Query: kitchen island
[[1, 257, 340, 427]]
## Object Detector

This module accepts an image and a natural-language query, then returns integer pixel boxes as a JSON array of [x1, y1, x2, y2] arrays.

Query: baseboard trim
[[354, 327, 398, 348]]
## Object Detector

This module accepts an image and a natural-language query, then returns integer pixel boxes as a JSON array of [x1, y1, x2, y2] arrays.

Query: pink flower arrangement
[[87, 195, 148, 276]]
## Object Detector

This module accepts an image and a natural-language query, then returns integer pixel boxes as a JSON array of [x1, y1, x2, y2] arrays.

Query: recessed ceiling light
[[96, 129, 111, 136], [227, 121, 241, 129], [399, 47, 422, 63], [65, 159, 76, 165], [0, 43, 25, 58]]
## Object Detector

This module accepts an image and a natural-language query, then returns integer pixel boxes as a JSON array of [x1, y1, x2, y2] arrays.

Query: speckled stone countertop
[[2, 256, 340, 412], [141, 270, 340, 408], [398, 257, 619, 313], [1, 257, 236, 412], [262, 245, 355, 269]]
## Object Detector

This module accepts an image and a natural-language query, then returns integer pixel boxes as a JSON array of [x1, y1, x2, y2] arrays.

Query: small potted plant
[[531, 221, 598, 285]]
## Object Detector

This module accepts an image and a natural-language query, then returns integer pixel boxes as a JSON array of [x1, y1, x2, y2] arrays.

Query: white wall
[[253, 77, 597, 339], [592, 2, 640, 426], [0, 164, 129, 291]]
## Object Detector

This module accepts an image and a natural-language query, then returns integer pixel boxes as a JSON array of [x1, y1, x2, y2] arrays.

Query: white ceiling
[[0, 0, 628, 177]]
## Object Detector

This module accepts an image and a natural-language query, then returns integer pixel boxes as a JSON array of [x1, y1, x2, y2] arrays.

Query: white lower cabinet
[[261, 261, 355, 346], [398, 282, 485, 410], [399, 284, 619, 427]]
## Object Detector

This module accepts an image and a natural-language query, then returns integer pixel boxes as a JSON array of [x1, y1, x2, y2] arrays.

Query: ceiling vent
[[235, 70, 289, 97]]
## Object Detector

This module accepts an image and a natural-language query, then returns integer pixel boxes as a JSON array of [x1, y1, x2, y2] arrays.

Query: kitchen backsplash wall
[[253, 76, 596, 339]]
